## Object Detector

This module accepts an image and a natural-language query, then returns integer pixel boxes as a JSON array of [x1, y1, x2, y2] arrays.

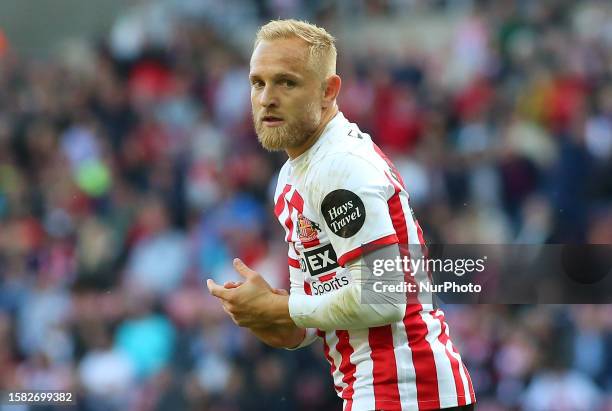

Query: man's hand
[[222, 280, 289, 296], [206, 258, 292, 329]]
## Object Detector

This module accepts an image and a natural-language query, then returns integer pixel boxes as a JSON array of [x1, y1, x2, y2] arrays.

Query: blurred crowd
[[0, 0, 611, 410]]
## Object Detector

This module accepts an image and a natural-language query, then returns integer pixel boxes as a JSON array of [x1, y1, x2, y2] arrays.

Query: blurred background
[[0, 0, 611, 410]]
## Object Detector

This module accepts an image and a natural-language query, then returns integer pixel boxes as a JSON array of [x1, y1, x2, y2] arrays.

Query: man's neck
[[286, 105, 338, 159]]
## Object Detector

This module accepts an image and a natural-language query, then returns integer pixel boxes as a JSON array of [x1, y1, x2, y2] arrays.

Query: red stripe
[[288, 257, 300, 268], [385, 187, 417, 302], [274, 184, 291, 217], [304, 281, 312, 295], [462, 361, 476, 403], [373, 143, 406, 189], [284, 190, 302, 242], [368, 325, 401, 411], [451, 341, 476, 403], [414, 218, 432, 284], [337, 233, 398, 266], [289, 189, 304, 212], [321, 333, 343, 394], [385, 164, 433, 288], [432, 310, 466, 405], [404, 309, 440, 408], [415, 218, 427, 248], [387, 187, 441, 408], [336, 330, 357, 408], [318, 272, 336, 282], [301, 238, 321, 248]]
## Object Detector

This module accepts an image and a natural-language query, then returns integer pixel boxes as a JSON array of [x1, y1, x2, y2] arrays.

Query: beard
[[253, 101, 321, 151]]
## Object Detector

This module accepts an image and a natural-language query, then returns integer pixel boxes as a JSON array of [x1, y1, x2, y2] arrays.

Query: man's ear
[[322, 75, 341, 108]]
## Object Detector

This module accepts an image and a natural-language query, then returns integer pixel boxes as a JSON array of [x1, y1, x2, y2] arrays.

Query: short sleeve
[[288, 253, 306, 295], [308, 153, 399, 266]]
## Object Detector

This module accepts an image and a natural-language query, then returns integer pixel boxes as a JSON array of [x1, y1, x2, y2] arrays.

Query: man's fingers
[[207, 279, 231, 300], [224, 281, 243, 289], [272, 288, 289, 296], [233, 258, 258, 280]]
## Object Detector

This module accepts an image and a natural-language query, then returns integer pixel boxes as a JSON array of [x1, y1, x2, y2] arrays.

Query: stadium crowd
[[0, 0, 611, 410]]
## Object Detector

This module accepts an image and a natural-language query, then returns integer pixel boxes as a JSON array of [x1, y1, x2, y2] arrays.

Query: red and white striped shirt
[[273, 112, 475, 411]]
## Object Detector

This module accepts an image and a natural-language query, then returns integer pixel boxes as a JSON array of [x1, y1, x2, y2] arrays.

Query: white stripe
[[398, 193, 431, 307], [288, 244, 299, 260], [420, 311, 459, 408], [447, 345, 472, 402], [442, 320, 473, 403], [393, 191, 421, 410], [325, 331, 349, 394], [287, 188, 298, 243], [397, 192, 465, 408], [462, 364, 473, 402], [398, 192, 421, 248], [277, 191, 292, 240], [391, 321, 418, 410], [346, 328, 375, 411], [288, 266, 306, 295]]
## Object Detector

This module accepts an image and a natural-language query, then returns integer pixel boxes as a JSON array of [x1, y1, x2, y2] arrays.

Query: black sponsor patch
[[303, 244, 339, 276], [321, 189, 366, 238]]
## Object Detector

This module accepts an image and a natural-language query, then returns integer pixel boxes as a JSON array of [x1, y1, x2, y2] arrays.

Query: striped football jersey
[[273, 111, 475, 411]]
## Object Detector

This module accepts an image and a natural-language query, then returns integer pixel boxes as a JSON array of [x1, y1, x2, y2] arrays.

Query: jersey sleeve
[[308, 153, 399, 267], [286, 247, 321, 349], [288, 248, 306, 295]]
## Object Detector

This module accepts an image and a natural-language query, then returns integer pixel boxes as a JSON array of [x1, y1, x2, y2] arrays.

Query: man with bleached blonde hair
[[208, 19, 476, 411], [249, 19, 341, 155], [254, 18, 337, 77]]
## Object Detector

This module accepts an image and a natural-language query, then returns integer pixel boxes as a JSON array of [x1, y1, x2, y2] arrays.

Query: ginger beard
[[253, 100, 321, 151]]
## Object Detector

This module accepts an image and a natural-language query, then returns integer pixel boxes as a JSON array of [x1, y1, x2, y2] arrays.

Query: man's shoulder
[[310, 138, 386, 177], [303, 145, 391, 205]]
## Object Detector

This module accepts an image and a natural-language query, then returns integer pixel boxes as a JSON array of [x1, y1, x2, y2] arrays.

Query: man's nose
[[259, 85, 279, 108]]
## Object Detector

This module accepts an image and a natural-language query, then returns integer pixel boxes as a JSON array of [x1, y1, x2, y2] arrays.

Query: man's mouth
[[261, 115, 284, 126]]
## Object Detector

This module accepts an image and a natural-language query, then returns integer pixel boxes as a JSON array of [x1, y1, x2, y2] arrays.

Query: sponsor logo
[[296, 213, 321, 243], [311, 276, 350, 295], [303, 243, 339, 276], [321, 189, 366, 238]]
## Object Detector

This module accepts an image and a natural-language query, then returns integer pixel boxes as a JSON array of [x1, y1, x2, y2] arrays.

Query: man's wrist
[[249, 323, 306, 349], [268, 293, 295, 327]]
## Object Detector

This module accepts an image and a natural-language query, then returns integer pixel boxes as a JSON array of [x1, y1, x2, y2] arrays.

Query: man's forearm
[[245, 293, 306, 348], [288, 249, 407, 331], [288, 283, 405, 330], [249, 324, 306, 348]]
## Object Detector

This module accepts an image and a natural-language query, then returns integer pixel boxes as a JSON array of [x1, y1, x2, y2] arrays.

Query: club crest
[[296, 213, 321, 243]]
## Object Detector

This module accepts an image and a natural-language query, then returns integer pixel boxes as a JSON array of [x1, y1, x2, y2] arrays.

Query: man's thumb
[[233, 258, 257, 279]]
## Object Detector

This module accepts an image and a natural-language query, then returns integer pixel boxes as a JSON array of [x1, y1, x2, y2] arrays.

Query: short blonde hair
[[254, 19, 337, 79]]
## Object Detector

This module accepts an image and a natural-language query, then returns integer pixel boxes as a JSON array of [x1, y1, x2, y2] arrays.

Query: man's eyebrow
[[274, 72, 301, 79], [249, 72, 302, 81]]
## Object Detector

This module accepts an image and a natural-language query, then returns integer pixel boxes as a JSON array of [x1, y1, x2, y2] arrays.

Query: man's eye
[[283, 79, 296, 87], [252, 81, 264, 88]]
